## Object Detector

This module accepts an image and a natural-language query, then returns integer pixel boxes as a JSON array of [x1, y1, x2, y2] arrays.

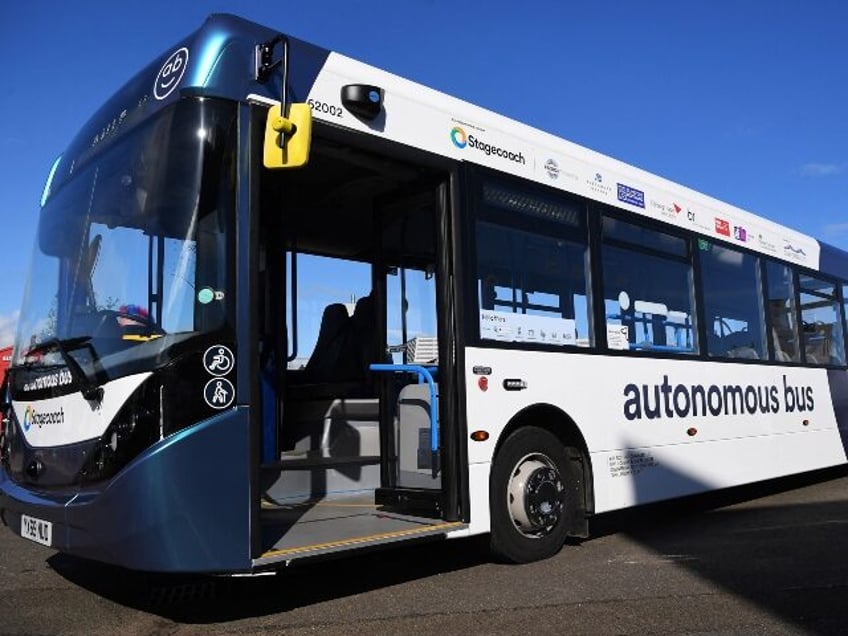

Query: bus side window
[[799, 274, 844, 365], [699, 242, 765, 360], [600, 215, 696, 354], [766, 261, 800, 362], [474, 178, 592, 348]]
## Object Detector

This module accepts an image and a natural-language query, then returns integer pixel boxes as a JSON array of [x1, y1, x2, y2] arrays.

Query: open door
[[254, 128, 465, 566]]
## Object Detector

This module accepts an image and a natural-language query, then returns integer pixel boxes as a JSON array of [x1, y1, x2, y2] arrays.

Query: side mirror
[[263, 103, 312, 169]]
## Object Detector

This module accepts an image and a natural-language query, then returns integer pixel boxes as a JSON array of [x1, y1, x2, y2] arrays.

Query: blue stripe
[[826, 369, 848, 460], [818, 241, 848, 280]]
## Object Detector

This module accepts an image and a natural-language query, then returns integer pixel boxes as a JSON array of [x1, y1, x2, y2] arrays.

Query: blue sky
[[1, 1, 847, 347]]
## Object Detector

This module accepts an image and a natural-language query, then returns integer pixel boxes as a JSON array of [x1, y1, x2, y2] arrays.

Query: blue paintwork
[[0, 14, 337, 573], [47, 14, 330, 204], [818, 241, 848, 281], [2, 407, 252, 573]]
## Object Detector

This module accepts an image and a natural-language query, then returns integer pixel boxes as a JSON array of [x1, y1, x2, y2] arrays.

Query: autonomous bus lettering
[[623, 375, 814, 421]]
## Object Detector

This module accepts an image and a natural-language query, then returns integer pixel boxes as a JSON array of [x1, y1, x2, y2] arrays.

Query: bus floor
[[255, 491, 465, 567]]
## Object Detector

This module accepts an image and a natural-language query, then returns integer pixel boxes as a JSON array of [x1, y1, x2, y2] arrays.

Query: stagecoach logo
[[449, 126, 526, 165], [154, 47, 189, 100], [450, 126, 468, 149], [22, 405, 65, 432]]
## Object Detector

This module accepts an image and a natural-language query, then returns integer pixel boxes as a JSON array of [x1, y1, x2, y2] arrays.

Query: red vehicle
[[0, 347, 11, 387]]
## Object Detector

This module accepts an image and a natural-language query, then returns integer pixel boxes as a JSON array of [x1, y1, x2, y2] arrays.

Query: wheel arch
[[492, 402, 594, 536]]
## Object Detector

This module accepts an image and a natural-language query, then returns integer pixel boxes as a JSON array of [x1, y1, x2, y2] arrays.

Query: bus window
[[601, 216, 695, 354], [799, 274, 845, 365], [699, 242, 766, 360], [766, 261, 800, 362], [286, 253, 372, 373], [474, 180, 591, 348], [386, 266, 438, 364]]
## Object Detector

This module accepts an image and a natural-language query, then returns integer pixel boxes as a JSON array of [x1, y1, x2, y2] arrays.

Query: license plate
[[20, 514, 52, 547]]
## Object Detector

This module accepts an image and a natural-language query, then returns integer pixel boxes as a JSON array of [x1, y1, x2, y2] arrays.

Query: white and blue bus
[[2, 14, 847, 573]]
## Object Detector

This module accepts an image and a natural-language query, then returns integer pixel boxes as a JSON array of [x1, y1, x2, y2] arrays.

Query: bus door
[[372, 184, 453, 514], [254, 128, 464, 564]]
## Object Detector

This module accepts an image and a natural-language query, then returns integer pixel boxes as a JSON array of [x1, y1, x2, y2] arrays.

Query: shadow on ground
[[47, 465, 848, 632]]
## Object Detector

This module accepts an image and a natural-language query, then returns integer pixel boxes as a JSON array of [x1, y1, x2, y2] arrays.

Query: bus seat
[[303, 303, 351, 381], [723, 331, 760, 359], [350, 294, 376, 377]]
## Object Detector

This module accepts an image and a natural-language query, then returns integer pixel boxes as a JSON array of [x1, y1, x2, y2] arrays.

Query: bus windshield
[[13, 97, 237, 382]]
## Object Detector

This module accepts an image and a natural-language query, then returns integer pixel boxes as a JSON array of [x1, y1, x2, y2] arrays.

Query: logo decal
[[22, 405, 65, 432], [617, 183, 645, 208], [449, 126, 467, 148], [715, 218, 731, 236], [154, 47, 189, 100]]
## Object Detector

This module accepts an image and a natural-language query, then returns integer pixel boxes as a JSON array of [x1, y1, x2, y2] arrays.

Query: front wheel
[[490, 426, 576, 563]]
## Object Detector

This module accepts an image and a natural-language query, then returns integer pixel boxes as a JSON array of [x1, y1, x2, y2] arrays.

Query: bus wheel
[[490, 426, 573, 563]]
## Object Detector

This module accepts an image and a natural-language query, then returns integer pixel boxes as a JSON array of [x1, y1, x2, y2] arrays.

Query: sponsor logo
[[784, 243, 806, 257], [715, 218, 731, 236], [588, 172, 613, 198], [544, 158, 559, 180], [757, 233, 777, 253], [733, 225, 748, 242], [783, 242, 808, 262], [617, 183, 645, 208], [22, 405, 65, 432], [649, 199, 683, 220]]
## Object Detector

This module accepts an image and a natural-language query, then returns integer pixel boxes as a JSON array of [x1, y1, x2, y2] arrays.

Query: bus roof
[[55, 13, 848, 278]]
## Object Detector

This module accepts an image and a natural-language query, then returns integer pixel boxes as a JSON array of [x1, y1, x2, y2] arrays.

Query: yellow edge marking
[[261, 499, 377, 510], [260, 521, 465, 560]]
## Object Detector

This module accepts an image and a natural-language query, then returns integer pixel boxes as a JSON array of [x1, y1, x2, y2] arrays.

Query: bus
[[2, 13, 847, 574]]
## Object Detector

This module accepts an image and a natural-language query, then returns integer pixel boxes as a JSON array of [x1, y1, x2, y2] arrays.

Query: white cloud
[[823, 223, 848, 239], [800, 162, 846, 177], [0, 311, 18, 349]]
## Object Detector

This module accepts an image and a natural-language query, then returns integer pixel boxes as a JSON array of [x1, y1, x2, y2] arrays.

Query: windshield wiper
[[24, 337, 103, 402]]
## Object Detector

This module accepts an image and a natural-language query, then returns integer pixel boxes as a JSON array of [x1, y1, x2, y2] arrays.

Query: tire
[[489, 426, 575, 563]]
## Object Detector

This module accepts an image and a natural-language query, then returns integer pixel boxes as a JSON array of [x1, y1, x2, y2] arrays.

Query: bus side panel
[[63, 408, 252, 573], [464, 347, 848, 515]]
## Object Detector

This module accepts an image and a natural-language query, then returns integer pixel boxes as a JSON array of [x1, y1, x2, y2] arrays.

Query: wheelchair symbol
[[203, 345, 234, 376]]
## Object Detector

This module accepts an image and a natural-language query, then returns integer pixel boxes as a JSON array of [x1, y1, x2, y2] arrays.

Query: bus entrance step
[[375, 487, 443, 517]]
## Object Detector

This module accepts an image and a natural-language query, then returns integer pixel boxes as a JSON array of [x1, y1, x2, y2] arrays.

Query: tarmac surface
[[1, 466, 847, 635]]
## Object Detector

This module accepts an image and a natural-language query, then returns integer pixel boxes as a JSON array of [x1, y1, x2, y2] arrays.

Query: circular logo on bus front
[[154, 47, 189, 100]]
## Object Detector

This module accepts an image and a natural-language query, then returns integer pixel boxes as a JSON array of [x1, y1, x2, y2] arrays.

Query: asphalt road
[[2, 467, 848, 635]]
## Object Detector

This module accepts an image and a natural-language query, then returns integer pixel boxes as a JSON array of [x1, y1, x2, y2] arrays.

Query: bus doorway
[[255, 127, 465, 566]]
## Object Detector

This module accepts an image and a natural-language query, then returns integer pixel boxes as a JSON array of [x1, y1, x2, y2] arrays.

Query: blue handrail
[[369, 363, 439, 477]]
